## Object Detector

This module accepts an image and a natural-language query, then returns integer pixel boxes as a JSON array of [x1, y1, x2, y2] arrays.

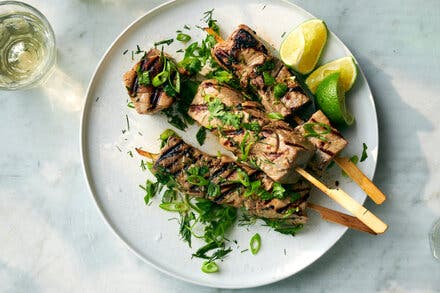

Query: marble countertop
[[1, 0, 439, 292]]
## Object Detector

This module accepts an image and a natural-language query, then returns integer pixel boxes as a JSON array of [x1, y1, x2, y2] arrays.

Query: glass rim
[[0, 1, 57, 90]]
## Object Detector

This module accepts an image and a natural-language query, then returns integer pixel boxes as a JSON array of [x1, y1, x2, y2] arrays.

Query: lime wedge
[[280, 19, 327, 75], [315, 72, 354, 126], [306, 56, 357, 94]]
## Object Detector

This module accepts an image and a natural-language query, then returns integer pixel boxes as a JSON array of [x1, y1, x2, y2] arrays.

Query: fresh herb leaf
[[361, 143, 368, 162], [139, 180, 161, 205], [196, 127, 207, 146], [303, 122, 332, 141], [127, 101, 135, 108], [207, 182, 220, 198], [152, 70, 169, 87], [274, 83, 288, 99], [350, 155, 359, 164], [263, 219, 303, 235], [187, 175, 209, 186], [159, 129, 176, 148], [263, 72, 275, 86], [256, 60, 275, 73], [159, 202, 189, 212], [271, 182, 286, 199]]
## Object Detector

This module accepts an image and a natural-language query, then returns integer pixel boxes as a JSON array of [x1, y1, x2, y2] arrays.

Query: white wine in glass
[[0, 1, 56, 90]]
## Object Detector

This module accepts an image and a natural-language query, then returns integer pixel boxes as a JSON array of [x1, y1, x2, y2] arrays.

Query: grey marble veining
[[1, 0, 439, 292]]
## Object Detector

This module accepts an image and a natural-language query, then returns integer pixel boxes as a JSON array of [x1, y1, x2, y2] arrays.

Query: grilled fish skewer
[[188, 79, 315, 184], [123, 48, 176, 114], [135, 147, 378, 234], [136, 135, 310, 223], [210, 26, 386, 204]]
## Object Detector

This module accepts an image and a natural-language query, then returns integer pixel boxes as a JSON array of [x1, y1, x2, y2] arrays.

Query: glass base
[[429, 219, 440, 260]]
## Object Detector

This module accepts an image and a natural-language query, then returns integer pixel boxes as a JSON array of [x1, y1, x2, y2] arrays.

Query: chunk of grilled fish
[[212, 24, 310, 117], [123, 48, 174, 114], [153, 134, 309, 222], [295, 110, 348, 175], [188, 79, 315, 184]]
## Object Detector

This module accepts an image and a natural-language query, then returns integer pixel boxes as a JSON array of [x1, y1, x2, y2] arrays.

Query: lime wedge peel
[[280, 19, 328, 75], [315, 72, 354, 126], [305, 56, 358, 94]]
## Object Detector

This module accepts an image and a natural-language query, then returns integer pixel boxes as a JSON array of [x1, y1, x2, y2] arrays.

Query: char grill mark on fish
[[123, 48, 174, 114], [188, 79, 315, 184], [152, 135, 309, 223], [212, 24, 310, 116]]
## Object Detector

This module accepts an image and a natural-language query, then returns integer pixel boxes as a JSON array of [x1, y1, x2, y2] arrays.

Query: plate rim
[[79, 0, 379, 288]]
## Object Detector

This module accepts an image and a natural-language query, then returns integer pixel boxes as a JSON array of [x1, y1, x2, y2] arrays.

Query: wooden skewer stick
[[334, 156, 386, 204], [308, 203, 376, 235], [295, 167, 388, 234]]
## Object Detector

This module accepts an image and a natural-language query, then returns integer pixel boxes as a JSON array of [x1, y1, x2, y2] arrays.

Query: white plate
[[80, 0, 378, 289]]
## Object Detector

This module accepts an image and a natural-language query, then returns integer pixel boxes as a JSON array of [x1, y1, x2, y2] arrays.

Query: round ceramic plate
[[80, 0, 378, 289]]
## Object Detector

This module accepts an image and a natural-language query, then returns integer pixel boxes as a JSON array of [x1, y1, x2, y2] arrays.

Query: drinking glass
[[0, 1, 56, 90], [430, 218, 440, 260]]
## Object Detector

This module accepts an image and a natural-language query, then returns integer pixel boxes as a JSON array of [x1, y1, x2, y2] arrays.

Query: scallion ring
[[201, 261, 219, 273], [250, 233, 261, 255], [152, 71, 169, 87]]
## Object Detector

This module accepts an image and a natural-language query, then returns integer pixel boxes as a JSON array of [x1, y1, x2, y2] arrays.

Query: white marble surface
[[1, 0, 439, 292]]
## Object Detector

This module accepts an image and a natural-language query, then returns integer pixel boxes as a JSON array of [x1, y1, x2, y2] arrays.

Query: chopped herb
[[281, 31, 286, 38], [242, 121, 261, 132], [274, 83, 288, 99], [140, 180, 161, 205], [127, 101, 135, 108], [176, 49, 184, 53], [184, 24, 191, 30], [162, 108, 187, 130], [154, 38, 174, 47], [361, 143, 368, 162], [140, 160, 147, 171], [176, 33, 191, 42], [240, 248, 249, 253], [201, 261, 219, 273], [135, 44, 142, 54], [256, 60, 275, 73], [303, 122, 331, 141], [263, 72, 275, 86], [350, 155, 359, 164], [207, 182, 220, 198], [123, 49, 128, 55], [271, 182, 286, 199], [262, 4, 267, 10], [116, 145, 122, 152], [125, 114, 130, 131], [263, 218, 303, 235], [284, 248, 287, 255], [250, 233, 261, 255], [127, 150, 133, 157], [138, 71, 151, 86], [267, 112, 284, 120], [95, 96, 100, 102], [187, 175, 209, 186], [196, 127, 207, 146]]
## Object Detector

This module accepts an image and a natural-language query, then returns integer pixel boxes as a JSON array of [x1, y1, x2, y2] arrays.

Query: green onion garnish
[[159, 202, 188, 212], [267, 112, 284, 120], [152, 71, 169, 87], [250, 233, 261, 255], [154, 38, 174, 47], [176, 33, 191, 43], [201, 261, 219, 273]]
